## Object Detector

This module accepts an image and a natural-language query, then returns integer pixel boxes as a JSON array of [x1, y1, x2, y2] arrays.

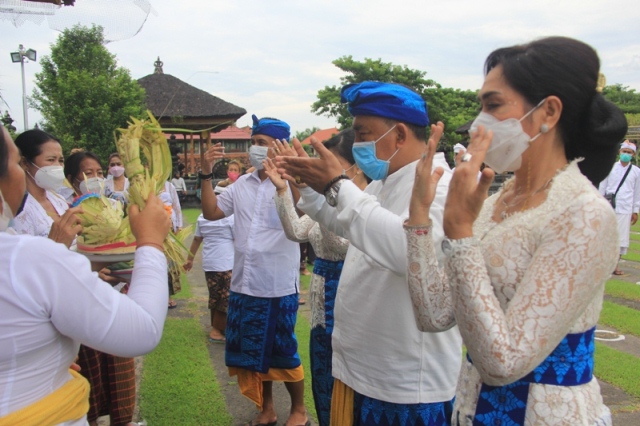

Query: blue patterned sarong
[[310, 258, 343, 426], [469, 327, 595, 426], [354, 392, 453, 426], [225, 291, 300, 374]]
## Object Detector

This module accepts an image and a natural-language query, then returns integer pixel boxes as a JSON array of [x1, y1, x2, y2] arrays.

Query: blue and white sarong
[[310, 257, 343, 426], [354, 391, 454, 426], [225, 291, 301, 373]]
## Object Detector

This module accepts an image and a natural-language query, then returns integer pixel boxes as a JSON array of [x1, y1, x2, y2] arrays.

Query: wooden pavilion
[[137, 57, 246, 175]]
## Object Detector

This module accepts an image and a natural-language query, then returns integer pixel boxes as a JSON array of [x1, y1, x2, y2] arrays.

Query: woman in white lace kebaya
[[263, 130, 368, 426], [405, 37, 627, 425]]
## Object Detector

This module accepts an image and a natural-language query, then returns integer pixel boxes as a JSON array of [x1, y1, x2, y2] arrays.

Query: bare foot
[[247, 413, 277, 426], [285, 410, 308, 426]]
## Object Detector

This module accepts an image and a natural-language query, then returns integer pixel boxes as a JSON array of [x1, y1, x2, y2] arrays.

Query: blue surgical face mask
[[351, 125, 398, 181], [620, 153, 633, 163]]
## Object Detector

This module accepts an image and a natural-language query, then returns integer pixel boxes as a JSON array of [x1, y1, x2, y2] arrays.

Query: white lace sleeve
[[446, 193, 619, 386], [274, 190, 315, 243], [404, 223, 456, 332]]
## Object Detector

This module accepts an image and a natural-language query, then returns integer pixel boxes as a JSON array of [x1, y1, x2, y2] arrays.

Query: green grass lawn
[[599, 300, 640, 337], [596, 342, 640, 399], [606, 279, 640, 302], [138, 316, 233, 426], [182, 208, 201, 225], [139, 265, 317, 425]]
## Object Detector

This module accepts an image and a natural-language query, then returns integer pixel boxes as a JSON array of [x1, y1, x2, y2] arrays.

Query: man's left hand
[[275, 137, 343, 194], [632, 213, 638, 225]]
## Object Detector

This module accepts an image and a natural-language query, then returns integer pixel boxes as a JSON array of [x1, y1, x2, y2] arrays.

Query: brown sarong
[[77, 345, 136, 425]]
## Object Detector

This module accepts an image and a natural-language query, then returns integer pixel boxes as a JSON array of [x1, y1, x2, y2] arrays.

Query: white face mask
[[249, 145, 269, 170], [0, 190, 14, 232], [109, 166, 125, 177], [470, 99, 545, 173], [79, 177, 105, 195], [30, 163, 66, 192]]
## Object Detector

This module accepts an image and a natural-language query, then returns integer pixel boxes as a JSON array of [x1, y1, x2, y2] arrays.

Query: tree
[[311, 56, 478, 146], [603, 84, 640, 114], [32, 24, 146, 162]]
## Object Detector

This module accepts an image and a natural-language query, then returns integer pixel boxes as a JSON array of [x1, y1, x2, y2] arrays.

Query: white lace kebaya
[[405, 162, 618, 425]]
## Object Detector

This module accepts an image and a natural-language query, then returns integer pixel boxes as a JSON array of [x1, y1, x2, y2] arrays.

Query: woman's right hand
[[407, 122, 445, 226], [49, 206, 83, 248], [263, 158, 287, 191], [129, 192, 171, 249]]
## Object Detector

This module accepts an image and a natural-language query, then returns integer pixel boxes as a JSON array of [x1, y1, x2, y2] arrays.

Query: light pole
[[10, 44, 37, 131]]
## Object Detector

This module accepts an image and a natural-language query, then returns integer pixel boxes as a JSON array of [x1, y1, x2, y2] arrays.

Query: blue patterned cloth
[[310, 258, 343, 426], [225, 291, 300, 373], [340, 81, 429, 127], [470, 327, 595, 426], [251, 114, 290, 141], [354, 392, 453, 426]]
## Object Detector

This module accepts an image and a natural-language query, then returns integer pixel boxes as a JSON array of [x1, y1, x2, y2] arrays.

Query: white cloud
[[1, 0, 638, 136]]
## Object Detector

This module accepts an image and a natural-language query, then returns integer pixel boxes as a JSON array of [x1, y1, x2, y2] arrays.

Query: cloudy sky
[[1, 0, 639, 135]]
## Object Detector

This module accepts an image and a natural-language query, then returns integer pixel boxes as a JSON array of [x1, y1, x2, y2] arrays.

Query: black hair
[[383, 118, 427, 142], [485, 36, 627, 185], [323, 129, 356, 165], [107, 152, 121, 165], [323, 128, 372, 183], [0, 124, 8, 178], [64, 151, 103, 182], [14, 129, 61, 163]]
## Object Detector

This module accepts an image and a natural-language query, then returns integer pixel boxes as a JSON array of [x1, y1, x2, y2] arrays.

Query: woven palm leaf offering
[[73, 193, 136, 255], [115, 111, 192, 281]]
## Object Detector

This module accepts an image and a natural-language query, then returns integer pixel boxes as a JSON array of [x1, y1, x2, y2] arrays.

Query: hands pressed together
[[409, 122, 496, 239]]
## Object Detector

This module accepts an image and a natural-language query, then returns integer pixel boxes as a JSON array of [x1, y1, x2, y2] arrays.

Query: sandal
[[612, 270, 625, 276]]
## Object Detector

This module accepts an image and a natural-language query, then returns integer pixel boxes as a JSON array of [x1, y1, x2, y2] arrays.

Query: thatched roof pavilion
[[138, 57, 247, 174]]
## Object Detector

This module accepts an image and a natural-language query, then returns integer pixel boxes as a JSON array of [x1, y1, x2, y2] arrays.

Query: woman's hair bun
[[576, 93, 628, 185]]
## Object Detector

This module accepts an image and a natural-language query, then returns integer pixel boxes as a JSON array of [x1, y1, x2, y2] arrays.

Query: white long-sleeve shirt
[[0, 234, 168, 424], [217, 171, 300, 298], [598, 161, 640, 214], [297, 154, 462, 404]]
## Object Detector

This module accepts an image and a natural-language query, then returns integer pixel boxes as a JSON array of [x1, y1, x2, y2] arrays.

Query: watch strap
[[198, 172, 214, 180], [323, 174, 350, 196]]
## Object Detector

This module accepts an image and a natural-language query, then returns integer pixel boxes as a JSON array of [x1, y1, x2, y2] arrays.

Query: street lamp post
[[10, 44, 37, 131]]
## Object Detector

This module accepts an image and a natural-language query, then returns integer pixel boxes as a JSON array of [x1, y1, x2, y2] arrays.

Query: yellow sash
[[0, 369, 89, 426], [330, 378, 354, 426], [228, 365, 304, 410]]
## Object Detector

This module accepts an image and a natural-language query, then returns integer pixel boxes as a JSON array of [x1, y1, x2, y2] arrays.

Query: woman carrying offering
[[405, 37, 627, 425], [0, 124, 171, 426], [263, 131, 368, 426]]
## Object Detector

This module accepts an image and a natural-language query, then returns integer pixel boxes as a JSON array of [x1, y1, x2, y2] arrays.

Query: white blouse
[[0, 234, 168, 424], [274, 190, 349, 329], [159, 181, 183, 232], [405, 162, 618, 425], [11, 191, 69, 237]]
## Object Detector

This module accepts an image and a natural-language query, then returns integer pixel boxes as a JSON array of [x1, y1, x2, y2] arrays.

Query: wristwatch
[[324, 175, 349, 207]]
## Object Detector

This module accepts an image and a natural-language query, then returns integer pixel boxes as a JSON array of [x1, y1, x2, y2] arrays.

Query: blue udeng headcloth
[[340, 81, 429, 127], [251, 114, 291, 141]]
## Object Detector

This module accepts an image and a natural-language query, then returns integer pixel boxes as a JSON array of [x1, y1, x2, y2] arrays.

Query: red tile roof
[[301, 128, 340, 145]]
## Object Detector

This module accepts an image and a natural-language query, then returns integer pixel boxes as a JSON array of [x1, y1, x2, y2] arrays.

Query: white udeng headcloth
[[621, 140, 637, 152], [453, 143, 466, 154]]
